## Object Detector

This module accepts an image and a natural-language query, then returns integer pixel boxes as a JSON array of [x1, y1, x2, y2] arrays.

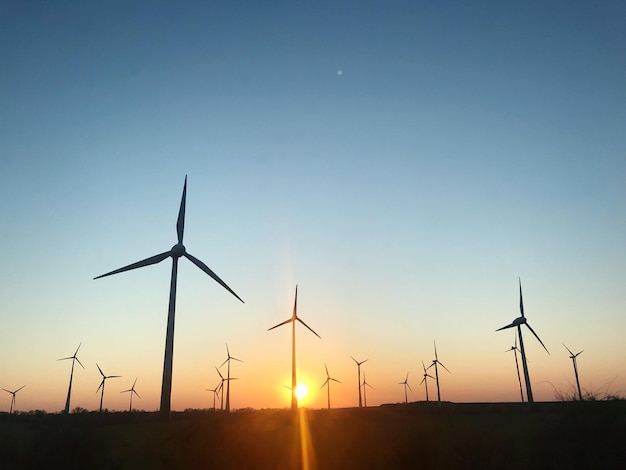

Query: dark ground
[[1, 401, 624, 469]]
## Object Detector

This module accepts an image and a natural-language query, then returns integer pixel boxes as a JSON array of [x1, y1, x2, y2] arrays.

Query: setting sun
[[295, 383, 308, 402]]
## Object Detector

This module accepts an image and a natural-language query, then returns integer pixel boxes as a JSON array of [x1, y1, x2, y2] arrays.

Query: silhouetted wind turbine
[[94, 177, 243, 417], [121, 378, 140, 412], [427, 341, 450, 406], [320, 363, 341, 410], [220, 343, 243, 413], [96, 364, 121, 412], [267, 285, 321, 410], [420, 360, 434, 402], [505, 334, 524, 402], [496, 279, 549, 404], [215, 366, 228, 411], [58, 342, 84, 413], [205, 383, 220, 411], [2, 385, 25, 414], [361, 371, 373, 408], [399, 372, 411, 404], [563, 343, 584, 401], [351, 356, 368, 408]]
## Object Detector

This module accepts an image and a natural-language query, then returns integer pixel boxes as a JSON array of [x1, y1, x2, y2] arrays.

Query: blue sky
[[1, 1, 625, 412]]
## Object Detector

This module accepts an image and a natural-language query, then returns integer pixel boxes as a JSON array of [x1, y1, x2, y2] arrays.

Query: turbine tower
[[320, 363, 341, 410], [121, 378, 140, 412], [58, 342, 84, 413], [267, 285, 321, 410], [2, 385, 26, 414], [496, 278, 549, 404], [563, 343, 584, 401], [420, 360, 434, 402], [96, 364, 121, 412], [505, 334, 524, 402], [399, 372, 411, 404], [427, 341, 450, 406], [351, 356, 368, 408], [94, 176, 244, 417], [220, 343, 243, 413]]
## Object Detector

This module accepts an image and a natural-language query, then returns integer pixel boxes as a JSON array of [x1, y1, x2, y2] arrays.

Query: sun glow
[[295, 383, 308, 402]]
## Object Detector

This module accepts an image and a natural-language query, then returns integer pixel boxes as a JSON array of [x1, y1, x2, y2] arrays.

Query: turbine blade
[[57, 356, 73, 361], [2, 388, 10, 393], [75, 357, 85, 369], [96, 381, 104, 393], [320, 379, 329, 389], [296, 317, 321, 339], [576, 350, 584, 357], [132, 378, 137, 388], [519, 278, 525, 318], [434, 340, 438, 360], [407, 384, 412, 392], [420, 377, 425, 385], [184, 252, 244, 303], [177, 176, 187, 244], [525, 323, 550, 354], [291, 285, 298, 320], [219, 358, 229, 368], [133, 390, 141, 399], [331, 378, 341, 383], [325, 363, 329, 377], [439, 362, 451, 373], [268, 317, 293, 330], [421, 360, 427, 373], [562, 343, 575, 356], [94, 251, 170, 279], [16, 385, 26, 393], [74, 342, 82, 355], [215, 366, 224, 379], [96, 364, 105, 377], [231, 356, 243, 363], [496, 322, 516, 331]]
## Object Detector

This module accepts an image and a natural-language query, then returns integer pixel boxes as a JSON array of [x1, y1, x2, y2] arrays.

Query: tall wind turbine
[[361, 371, 373, 408], [351, 356, 368, 408], [58, 342, 84, 413], [496, 279, 549, 404], [427, 341, 450, 406], [121, 378, 140, 412], [563, 343, 584, 401], [505, 334, 524, 402], [205, 383, 220, 411], [267, 285, 321, 410], [215, 366, 228, 411], [399, 372, 411, 404], [220, 343, 243, 412], [320, 363, 341, 410], [94, 176, 244, 417], [2, 385, 25, 414], [420, 360, 434, 402], [96, 364, 121, 412]]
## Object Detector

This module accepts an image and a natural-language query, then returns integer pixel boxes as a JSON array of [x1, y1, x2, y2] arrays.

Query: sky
[[1, 0, 625, 413]]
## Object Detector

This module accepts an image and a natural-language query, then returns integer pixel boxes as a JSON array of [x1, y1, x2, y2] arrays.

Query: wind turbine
[[205, 383, 220, 411], [96, 364, 121, 412], [563, 343, 584, 401], [215, 366, 229, 411], [505, 334, 524, 402], [94, 176, 244, 417], [399, 372, 411, 404], [219, 343, 243, 412], [2, 385, 25, 414], [361, 371, 373, 408], [320, 363, 341, 410], [58, 342, 84, 413], [427, 341, 450, 406], [496, 278, 550, 404], [420, 360, 434, 402], [267, 285, 321, 410], [121, 378, 140, 412], [351, 356, 368, 408]]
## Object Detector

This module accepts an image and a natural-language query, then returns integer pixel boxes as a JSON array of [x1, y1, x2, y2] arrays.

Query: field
[[1, 401, 624, 469]]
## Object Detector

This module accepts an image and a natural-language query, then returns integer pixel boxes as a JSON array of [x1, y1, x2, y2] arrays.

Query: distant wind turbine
[[2, 385, 26, 414], [205, 383, 220, 411], [399, 372, 411, 404], [351, 356, 368, 408], [267, 285, 321, 410], [496, 279, 550, 404], [96, 364, 121, 412], [121, 378, 140, 412], [220, 343, 243, 413], [427, 341, 450, 406], [215, 366, 231, 411], [563, 343, 584, 401], [320, 363, 341, 410], [361, 371, 373, 408], [94, 176, 244, 417], [58, 342, 84, 414], [420, 360, 434, 402], [505, 334, 524, 402]]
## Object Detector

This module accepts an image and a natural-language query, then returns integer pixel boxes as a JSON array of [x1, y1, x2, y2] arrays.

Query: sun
[[295, 383, 309, 402]]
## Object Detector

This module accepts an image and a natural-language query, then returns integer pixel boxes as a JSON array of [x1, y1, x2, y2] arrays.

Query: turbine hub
[[171, 243, 186, 258]]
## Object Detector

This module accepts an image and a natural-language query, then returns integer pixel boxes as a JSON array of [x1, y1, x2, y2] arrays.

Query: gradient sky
[[1, 1, 625, 412]]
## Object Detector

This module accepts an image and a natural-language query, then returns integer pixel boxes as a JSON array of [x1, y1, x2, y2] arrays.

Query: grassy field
[[1, 401, 624, 469]]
